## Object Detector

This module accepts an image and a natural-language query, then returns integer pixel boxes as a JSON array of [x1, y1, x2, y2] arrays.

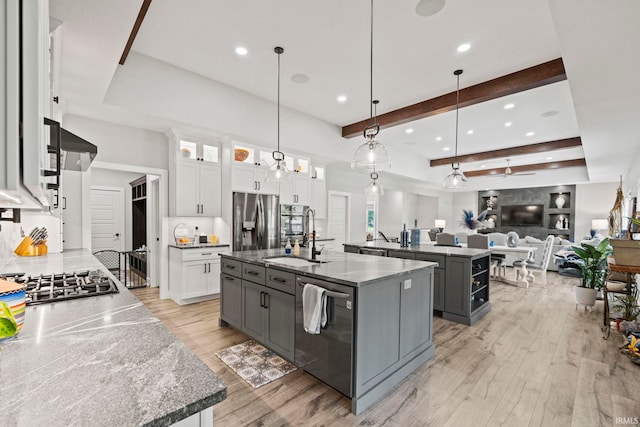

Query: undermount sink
[[265, 256, 328, 267]]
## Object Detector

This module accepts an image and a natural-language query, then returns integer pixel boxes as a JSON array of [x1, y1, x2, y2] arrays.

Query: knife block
[[14, 237, 48, 256]]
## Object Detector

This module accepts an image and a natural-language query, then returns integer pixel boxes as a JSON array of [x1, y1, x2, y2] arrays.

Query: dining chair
[[514, 235, 554, 286], [486, 232, 508, 277], [435, 232, 457, 247]]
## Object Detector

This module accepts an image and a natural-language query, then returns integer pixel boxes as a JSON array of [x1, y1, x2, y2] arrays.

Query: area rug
[[215, 340, 297, 388]]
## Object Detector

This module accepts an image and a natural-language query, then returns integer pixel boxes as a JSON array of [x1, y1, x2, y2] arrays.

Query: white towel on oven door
[[302, 283, 327, 334]]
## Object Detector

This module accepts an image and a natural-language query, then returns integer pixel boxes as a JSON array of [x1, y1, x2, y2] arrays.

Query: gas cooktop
[[1, 270, 119, 305]]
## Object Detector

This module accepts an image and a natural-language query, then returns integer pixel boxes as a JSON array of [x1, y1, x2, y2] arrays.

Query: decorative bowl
[[0, 280, 26, 342], [180, 147, 192, 158], [235, 148, 250, 162]]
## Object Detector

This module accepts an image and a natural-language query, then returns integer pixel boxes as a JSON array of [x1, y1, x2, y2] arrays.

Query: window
[[366, 201, 377, 240]]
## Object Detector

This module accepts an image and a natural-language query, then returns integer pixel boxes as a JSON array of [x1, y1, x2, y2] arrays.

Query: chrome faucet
[[305, 208, 321, 260]]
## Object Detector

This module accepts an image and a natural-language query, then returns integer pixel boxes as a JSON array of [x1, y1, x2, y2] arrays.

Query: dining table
[[422, 241, 537, 288]]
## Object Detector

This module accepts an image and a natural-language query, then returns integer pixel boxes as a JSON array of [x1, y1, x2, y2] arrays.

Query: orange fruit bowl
[[234, 148, 249, 162]]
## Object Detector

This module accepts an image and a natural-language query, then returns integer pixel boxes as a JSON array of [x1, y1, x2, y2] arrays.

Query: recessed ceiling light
[[457, 43, 471, 53], [526, 131, 535, 137], [337, 95, 347, 103], [405, 128, 414, 134], [443, 147, 451, 151], [467, 130, 474, 135], [542, 110, 559, 117], [480, 165, 486, 168], [235, 46, 248, 56], [504, 122, 512, 127], [504, 103, 515, 109], [435, 136, 442, 141], [546, 156, 553, 160], [291, 74, 310, 84]]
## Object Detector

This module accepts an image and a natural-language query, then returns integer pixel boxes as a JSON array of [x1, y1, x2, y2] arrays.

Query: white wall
[[575, 181, 618, 239], [63, 114, 169, 171], [451, 191, 479, 232]]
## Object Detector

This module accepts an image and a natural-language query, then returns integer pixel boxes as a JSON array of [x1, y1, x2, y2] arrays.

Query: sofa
[[467, 232, 574, 272]]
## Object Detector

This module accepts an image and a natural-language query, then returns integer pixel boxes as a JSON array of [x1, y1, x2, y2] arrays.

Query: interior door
[[327, 192, 349, 248], [90, 187, 124, 252]]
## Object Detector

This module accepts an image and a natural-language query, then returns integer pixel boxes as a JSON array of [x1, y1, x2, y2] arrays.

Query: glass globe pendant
[[265, 46, 290, 182], [442, 69, 467, 190], [364, 170, 384, 196]]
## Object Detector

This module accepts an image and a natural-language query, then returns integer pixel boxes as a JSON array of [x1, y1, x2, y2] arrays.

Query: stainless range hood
[[60, 128, 98, 171]]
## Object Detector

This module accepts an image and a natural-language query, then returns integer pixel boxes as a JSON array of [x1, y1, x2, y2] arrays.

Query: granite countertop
[[344, 241, 491, 257], [0, 250, 226, 427], [221, 248, 436, 286], [168, 243, 230, 250]]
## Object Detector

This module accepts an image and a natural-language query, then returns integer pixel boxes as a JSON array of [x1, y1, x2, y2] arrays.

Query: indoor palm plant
[[572, 238, 612, 307]]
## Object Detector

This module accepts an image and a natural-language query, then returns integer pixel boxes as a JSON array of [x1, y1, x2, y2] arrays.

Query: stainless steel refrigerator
[[233, 192, 280, 251]]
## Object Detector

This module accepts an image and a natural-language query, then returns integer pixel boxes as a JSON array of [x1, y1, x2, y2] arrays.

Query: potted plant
[[572, 238, 612, 308]]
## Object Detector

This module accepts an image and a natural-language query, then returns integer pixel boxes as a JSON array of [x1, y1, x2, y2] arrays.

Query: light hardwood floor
[[132, 270, 640, 427]]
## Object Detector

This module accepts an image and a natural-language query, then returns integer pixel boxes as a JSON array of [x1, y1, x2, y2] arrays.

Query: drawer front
[[266, 268, 296, 295], [221, 258, 242, 278], [242, 263, 266, 285], [182, 248, 219, 262], [415, 253, 445, 268], [387, 250, 415, 260]]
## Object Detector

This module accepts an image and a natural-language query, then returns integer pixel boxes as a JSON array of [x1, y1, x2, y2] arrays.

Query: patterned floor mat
[[215, 340, 297, 388]]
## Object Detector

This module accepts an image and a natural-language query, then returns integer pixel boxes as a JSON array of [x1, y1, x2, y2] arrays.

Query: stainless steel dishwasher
[[295, 276, 354, 397]]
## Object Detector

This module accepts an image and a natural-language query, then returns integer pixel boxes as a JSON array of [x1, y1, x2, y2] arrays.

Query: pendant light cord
[[277, 49, 281, 153], [453, 69, 463, 167], [370, 0, 374, 122]]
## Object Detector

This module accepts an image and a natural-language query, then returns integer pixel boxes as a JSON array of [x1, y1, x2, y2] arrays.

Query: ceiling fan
[[490, 159, 536, 178]]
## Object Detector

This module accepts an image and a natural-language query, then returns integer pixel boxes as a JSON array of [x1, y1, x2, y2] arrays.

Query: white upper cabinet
[[231, 143, 278, 195], [309, 166, 326, 218], [170, 134, 222, 217]]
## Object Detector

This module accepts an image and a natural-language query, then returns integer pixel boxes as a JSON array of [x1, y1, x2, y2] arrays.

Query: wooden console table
[[602, 263, 639, 339]]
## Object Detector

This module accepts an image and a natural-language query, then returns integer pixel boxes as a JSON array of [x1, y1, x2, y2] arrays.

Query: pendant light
[[443, 69, 468, 189], [266, 46, 289, 182], [364, 167, 384, 196], [351, 0, 391, 171]]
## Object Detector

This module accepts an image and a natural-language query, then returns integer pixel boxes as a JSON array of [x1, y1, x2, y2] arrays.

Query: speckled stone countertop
[[221, 248, 436, 286], [344, 241, 491, 257], [0, 250, 226, 427], [168, 243, 230, 250]]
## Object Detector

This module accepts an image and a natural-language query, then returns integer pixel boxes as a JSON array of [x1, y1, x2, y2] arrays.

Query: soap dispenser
[[293, 239, 300, 256], [285, 239, 292, 255]]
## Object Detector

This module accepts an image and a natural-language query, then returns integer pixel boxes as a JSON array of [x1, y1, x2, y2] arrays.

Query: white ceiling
[[49, 0, 640, 191]]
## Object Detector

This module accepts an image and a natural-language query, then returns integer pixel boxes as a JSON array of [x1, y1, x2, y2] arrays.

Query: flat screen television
[[501, 204, 544, 226]]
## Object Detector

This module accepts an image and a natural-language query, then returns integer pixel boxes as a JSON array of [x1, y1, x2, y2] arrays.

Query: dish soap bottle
[[285, 239, 292, 255], [400, 224, 409, 247], [293, 239, 300, 256]]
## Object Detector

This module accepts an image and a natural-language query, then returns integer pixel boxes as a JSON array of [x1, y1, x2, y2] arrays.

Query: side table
[[602, 263, 639, 340]]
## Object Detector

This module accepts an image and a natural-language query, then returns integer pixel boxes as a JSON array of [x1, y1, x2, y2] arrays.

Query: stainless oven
[[295, 276, 354, 397]]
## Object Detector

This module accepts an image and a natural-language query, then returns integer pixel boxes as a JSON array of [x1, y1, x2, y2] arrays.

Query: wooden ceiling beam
[[341, 58, 567, 139], [429, 137, 582, 167], [464, 158, 587, 177], [119, 0, 153, 65]]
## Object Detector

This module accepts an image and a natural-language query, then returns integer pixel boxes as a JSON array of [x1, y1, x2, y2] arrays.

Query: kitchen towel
[[302, 283, 327, 334]]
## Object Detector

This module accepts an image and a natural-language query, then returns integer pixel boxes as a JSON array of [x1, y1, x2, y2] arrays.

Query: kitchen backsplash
[[166, 216, 230, 244], [0, 222, 21, 269]]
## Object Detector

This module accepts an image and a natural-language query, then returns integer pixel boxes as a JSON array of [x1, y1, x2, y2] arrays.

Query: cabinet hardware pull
[[272, 277, 286, 283], [246, 270, 259, 276], [204, 263, 207, 273], [226, 264, 236, 269], [208, 263, 211, 273], [202, 253, 212, 255], [259, 291, 265, 308], [263, 292, 269, 309]]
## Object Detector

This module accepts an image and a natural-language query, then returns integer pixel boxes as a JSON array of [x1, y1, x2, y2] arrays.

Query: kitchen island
[[344, 242, 493, 326], [219, 248, 436, 415], [0, 250, 226, 427]]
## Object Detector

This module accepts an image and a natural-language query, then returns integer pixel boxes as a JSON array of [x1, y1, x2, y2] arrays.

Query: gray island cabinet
[[344, 242, 492, 326], [219, 249, 436, 415]]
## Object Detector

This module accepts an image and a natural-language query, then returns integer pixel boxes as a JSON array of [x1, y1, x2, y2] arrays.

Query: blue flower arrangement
[[460, 210, 488, 230]]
